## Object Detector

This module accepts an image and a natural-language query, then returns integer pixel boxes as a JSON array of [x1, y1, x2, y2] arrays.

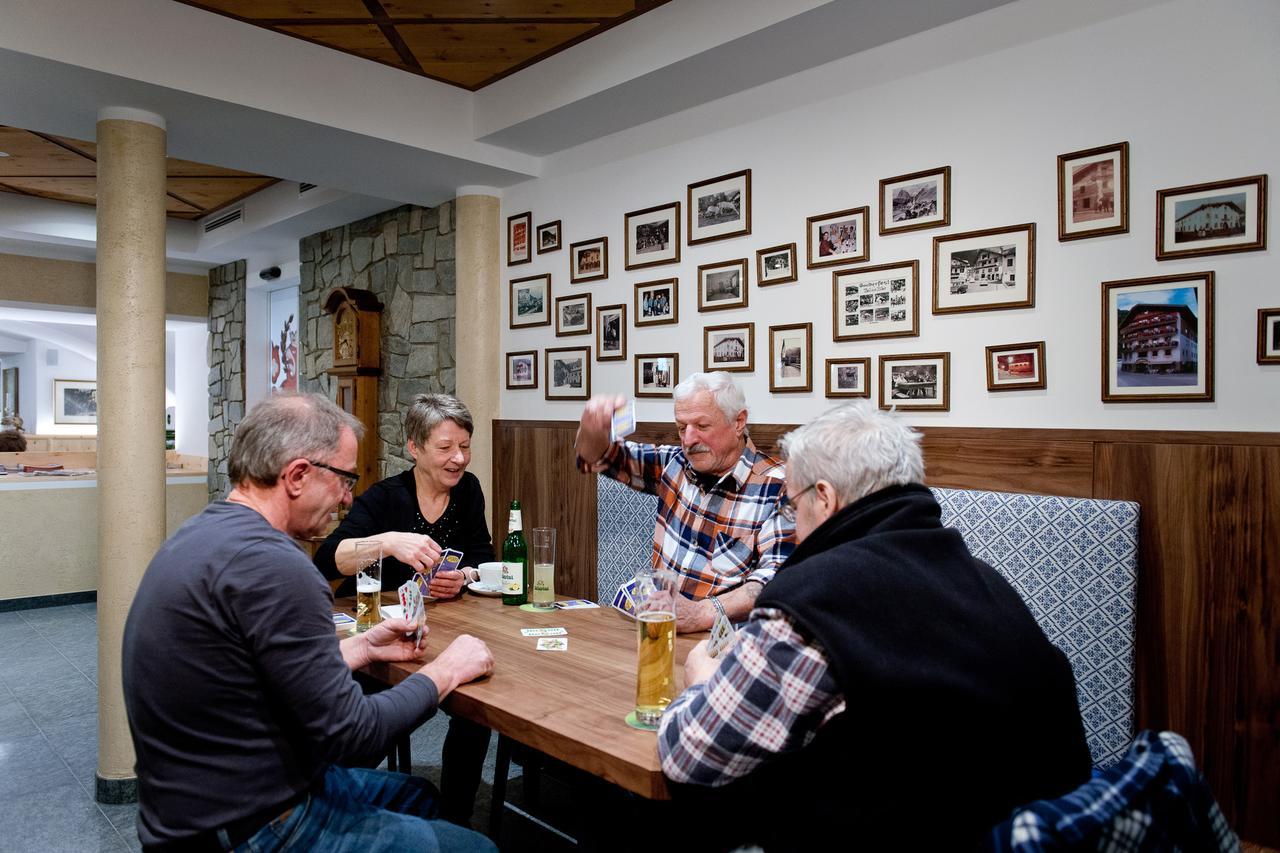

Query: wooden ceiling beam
[[362, 0, 424, 72]]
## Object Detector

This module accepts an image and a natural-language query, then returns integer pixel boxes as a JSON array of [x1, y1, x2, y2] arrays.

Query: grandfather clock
[[323, 287, 383, 495]]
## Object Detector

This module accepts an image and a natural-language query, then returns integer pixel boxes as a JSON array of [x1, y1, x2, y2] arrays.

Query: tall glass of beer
[[633, 568, 677, 727], [529, 527, 556, 610], [354, 540, 382, 633]]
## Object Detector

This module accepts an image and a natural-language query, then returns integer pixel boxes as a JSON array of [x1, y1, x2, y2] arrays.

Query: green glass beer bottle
[[501, 500, 528, 606]]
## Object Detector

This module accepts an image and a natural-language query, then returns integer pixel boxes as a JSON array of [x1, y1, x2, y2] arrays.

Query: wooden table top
[[340, 591, 704, 800]]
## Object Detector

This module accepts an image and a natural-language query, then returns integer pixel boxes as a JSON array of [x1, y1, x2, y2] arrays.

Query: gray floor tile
[[0, 694, 39, 739], [0, 784, 129, 852], [17, 680, 98, 726], [19, 606, 93, 634], [0, 734, 84, 799]]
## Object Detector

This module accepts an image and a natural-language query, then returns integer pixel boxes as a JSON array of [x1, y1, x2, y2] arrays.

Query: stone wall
[[207, 260, 246, 500], [299, 203, 456, 478]]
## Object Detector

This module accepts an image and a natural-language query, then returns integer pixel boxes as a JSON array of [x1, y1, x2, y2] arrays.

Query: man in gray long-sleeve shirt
[[122, 393, 497, 852]]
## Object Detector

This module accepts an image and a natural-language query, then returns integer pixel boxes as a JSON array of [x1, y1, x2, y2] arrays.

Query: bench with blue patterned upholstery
[[595, 477, 1140, 769]]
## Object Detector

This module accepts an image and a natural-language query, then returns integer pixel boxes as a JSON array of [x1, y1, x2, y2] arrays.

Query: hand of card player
[[398, 580, 427, 651], [421, 547, 466, 598]]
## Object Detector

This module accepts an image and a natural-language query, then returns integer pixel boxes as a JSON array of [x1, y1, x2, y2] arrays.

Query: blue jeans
[[235, 765, 497, 852]]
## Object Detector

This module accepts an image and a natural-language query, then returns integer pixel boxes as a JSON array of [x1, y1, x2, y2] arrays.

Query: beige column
[[454, 191, 501, 529], [95, 107, 168, 804]]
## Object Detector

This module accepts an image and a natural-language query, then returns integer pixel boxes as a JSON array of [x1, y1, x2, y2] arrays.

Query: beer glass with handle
[[633, 565, 677, 727], [354, 540, 382, 633]]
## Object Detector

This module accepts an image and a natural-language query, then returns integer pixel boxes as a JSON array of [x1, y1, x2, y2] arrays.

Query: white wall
[[497, 0, 1279, 432], [173, 326, 207, 456]]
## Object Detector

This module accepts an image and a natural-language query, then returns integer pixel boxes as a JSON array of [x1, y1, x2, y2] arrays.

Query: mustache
[[685, 443, 711, 454]]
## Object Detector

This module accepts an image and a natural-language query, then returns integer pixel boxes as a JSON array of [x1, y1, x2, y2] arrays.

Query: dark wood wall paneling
[[491, 419, 1280, 846]]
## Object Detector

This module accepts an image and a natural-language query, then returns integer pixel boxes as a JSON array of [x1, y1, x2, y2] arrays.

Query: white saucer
[[467, 581, 503, 597]]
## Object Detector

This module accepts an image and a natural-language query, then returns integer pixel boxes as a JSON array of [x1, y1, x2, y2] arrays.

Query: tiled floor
[[0, 603, 591, 853]]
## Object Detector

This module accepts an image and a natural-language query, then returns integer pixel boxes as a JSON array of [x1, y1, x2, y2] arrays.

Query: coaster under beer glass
[[354, 540, 382, 633], [633, 568, 677, 727], [529, 527, 556, 610]]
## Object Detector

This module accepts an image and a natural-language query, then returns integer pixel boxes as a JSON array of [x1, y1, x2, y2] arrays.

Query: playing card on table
[[555, 599, 600, 610], [332, 612, 357, 627], [536, 637, 568, 651], [520, 627, 568, 637], [707, 611, 735, 658], [610, 399, 636, 442]]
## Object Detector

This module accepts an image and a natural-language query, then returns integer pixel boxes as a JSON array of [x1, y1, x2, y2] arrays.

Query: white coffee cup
[[465, 562, 503, 588]]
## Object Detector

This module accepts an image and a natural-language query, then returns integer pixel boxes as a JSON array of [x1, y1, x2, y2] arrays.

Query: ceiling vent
[[203, 207, 243, 233], [299, 182, 318, 195]]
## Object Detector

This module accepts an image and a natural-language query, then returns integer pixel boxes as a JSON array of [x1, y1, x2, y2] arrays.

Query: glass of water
[[529, 528, 556, 610]]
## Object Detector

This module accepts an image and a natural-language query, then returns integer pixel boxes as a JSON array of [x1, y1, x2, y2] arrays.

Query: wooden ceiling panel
[[166, 158, 264, 178], [276, 23, 403, 65], [400, 22, 597, 86], [380, 0, 635, 18], [180, 0, 374, 20], [167, 176, 280, 210], [0, 176, 98, 206], [0, 129, 95, 177]]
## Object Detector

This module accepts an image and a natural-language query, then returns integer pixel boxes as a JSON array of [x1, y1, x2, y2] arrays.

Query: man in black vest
[[657, 401, 1091, 849]]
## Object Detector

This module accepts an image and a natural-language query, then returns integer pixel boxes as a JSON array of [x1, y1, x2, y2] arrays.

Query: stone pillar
[[454, 191, 501, 529], [94, 107, 168, 804]]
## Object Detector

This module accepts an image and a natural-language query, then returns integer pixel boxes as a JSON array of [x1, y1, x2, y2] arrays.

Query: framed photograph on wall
[[756, 243, 798, 286], [2, 366, 18, 416], [536, 220, 561, 254], [879, 166, 950, 235], [507, 211, 531, 266], [555, 293, 591, 337], [1058, 142, 1128, 241], [825, 357, 871, 398], [698, 259, 748, 312], [635, 352, 679, 398], [1102, 272, 1214, 402], [807, 206, 869, 268], [933, 223, 1036, 314], [769, 323, 812, 393], [54, 379, 98, 425], [570, 236, 608, 283], [625, 202, 680, 270], [1156, 174, 1267, 260], [506, 350, 538, 390], [878, 352, 950, 411], [509, 273, 551, 328], [985, 341, 1047, 391], [1259, 308, 1280, 364], [687, 169, 751, 245], [596, 303, 627, 362], [635, 278, 678, 327], [703, 322, 754, 372], [545, 346, 591, 401], [833, 260, 919, 341]]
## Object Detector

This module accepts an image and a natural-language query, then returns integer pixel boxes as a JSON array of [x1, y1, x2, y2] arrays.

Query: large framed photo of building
[[833, 260, 919, 341], [687, 169, 751, 245], [768, 323, 812, 393], [509, 273, 551, 328], [545, 346, 591, 401], [635, 353, 679, 398], [1102, 272, 1214, 403], [698, 259, 748, 312], [807, 206, 869, 268], [933, 223, 1035, 315], [1058, 142, 1128, 241], [879, 166, 950, 235], [625, 202, 680, 270], [878, 353, 949, 411], [1156, 175, 1267, 260], [570, 237, 608, 283], [596, 303, 627, 362], [1259, 308, 1280, 365], [703, 322, 754, 372]]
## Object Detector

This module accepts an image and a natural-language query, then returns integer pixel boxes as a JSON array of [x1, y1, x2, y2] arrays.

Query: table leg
[[488, 734, 512, 839], [396, 735, 411, 773]]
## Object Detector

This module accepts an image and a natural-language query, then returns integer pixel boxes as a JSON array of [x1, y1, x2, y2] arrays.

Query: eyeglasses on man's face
[[778, 482, 816, 523], [308, 460, 360, 493]]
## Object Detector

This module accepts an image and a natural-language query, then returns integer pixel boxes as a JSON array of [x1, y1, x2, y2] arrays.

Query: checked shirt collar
[[680, 437, 760, 493]]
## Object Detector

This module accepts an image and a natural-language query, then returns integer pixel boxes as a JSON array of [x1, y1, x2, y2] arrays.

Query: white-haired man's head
[[672, 372, 749, 476], [779, 402, 924, 543]]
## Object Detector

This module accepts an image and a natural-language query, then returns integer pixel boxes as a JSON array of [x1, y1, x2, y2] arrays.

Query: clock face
[[336, 308, 356, 362]]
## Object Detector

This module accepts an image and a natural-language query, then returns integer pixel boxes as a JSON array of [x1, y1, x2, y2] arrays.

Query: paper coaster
[[519, 603, 557, 613], [624, 711, 659, 731]]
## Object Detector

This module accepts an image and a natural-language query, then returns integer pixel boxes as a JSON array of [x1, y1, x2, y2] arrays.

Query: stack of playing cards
[[610, 577, 642, 618], [397, 579, 426, 648], [707, 608, 736, 658], [610, 400, 636, 442]]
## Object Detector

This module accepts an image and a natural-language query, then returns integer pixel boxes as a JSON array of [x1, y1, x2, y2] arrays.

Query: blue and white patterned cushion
[[596, 477, 658, 605], [931, 487, 1139, 769]]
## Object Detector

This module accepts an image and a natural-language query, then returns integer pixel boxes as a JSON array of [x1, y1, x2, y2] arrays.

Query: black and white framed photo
[[570, 236, 608, 283], [768, 323, 812, 393], [545, 346, 591, 401], [53, 379, 97, 425], [825, 357, 871, 399], [625, 202, 680, 270], [536, 220, 561, 254], [697, 259, 748, 312], [1156, 174, 1267, 260], [807, 206, 869, 268], [1102, 272, 1214, 403], [879, 166, 950, 235], [833, 260, 919, 342], [555, 293, 591, 337], [506, 350, 538, 390], [634, 278, 678, 327], [1058, 142, 1128, 241], [507, 211, 531, 266], [635, 352, 679, 398], [2, 366, 17, 417], [509, 273, 551, 329], [756, 243, 798, 286], [933, 223, 1035, 315], [596, 303, 627, 362], [985, 341, 1046, 392], [703, 322, 754, 373], [878, 352, 950, 411], [687, 169, 751, 245], [1258, 308, 1280, 365]]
